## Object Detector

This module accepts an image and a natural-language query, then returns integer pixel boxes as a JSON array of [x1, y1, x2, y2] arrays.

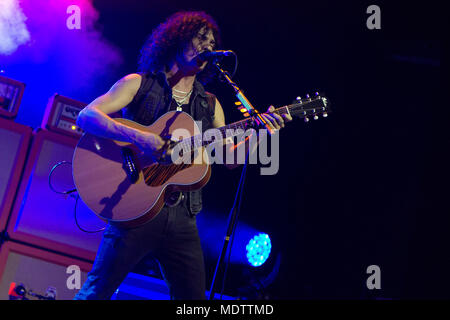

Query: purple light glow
[[0, 0, 124, 129]]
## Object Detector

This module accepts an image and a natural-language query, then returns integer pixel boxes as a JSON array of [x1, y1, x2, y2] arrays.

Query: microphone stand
[[211, 61, 275, 135], [209, 143, 250, 300], [208, 59, 266, 300]]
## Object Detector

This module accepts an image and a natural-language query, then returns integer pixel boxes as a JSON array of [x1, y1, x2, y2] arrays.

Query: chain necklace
[[173, 87, 191, 94], [172, 88, 193, 110]]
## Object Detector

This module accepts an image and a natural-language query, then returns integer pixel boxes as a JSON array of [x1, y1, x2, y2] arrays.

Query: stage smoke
[[0, 0, 124, 129], [0, 0, 30, 55]]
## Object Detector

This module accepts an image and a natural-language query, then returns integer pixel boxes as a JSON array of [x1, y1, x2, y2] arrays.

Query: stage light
[[246, 233, 271, 267]]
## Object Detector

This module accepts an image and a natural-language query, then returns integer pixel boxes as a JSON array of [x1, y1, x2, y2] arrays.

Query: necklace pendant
[[176, 106, 183, 111]]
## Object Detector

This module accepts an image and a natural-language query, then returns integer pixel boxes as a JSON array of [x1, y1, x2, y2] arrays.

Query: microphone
[[198, 50, 234, 61]]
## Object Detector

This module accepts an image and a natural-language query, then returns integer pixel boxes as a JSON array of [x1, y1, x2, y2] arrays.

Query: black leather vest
[[123, 72, 216, 216]]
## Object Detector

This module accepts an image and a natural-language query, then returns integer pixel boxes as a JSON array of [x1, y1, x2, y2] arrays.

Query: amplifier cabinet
[[41, 94, 86, 139], [6, 130, 105, 261], [0, 118, 32, 231], [0, 242, 92, 300], [41, 93, 123, 139], [0, 75, 25, 119]]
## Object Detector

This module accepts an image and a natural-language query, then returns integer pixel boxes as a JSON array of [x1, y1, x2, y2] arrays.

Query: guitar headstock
[[289, 92, 330, 122]]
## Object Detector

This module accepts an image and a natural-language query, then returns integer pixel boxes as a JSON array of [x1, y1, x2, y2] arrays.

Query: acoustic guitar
[[72, 94, 330, 228]]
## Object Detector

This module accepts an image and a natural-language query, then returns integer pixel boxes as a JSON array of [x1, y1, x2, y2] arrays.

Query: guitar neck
[[179, 95, 329, 149]]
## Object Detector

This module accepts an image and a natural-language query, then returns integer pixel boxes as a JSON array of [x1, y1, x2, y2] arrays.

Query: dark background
[[88, 0, 445, 299]]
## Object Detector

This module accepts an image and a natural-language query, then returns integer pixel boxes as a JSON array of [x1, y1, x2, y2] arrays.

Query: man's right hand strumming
[[133, 131, 165, 156]]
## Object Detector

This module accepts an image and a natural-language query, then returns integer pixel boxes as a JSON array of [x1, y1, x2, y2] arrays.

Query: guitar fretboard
[[176, 97, 328, 150]]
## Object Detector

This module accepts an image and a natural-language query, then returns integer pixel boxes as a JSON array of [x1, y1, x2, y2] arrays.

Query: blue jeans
[[74, 205, 206, 300]]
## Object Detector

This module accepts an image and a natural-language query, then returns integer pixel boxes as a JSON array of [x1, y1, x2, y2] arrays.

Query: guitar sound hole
[[121, 147, 140, 183]]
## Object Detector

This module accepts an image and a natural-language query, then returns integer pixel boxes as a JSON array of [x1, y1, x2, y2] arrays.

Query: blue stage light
[[246, 233, 271, 267]]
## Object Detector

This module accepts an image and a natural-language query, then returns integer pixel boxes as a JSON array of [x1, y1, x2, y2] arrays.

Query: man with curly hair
[[74, 11, 290, 300]]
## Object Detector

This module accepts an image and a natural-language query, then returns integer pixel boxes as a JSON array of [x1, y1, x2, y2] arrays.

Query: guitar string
[[138, 101, 328, 190], [157, 100, 327, 163], [176, 105, 290, 150]]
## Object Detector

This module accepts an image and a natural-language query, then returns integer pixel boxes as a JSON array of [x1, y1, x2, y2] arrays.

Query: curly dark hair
[[138, 11, 221, 79]]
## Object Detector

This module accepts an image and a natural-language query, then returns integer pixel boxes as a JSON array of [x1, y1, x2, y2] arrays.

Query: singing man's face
[[179, 27, 216, 72]]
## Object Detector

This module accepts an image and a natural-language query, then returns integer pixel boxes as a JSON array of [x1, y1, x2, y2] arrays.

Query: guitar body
[[72, 94, 330, 228], [72, 111, 211, 228]]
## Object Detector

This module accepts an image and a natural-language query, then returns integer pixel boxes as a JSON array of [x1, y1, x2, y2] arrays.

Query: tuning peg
[[296, 96, 302, 103], [306, 94, 311, 100], [304, 116, 310, 123], [312, 109, 318, 120], [322, 112, 328, 118]]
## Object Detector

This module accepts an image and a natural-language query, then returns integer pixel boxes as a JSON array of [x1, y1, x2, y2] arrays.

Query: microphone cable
[[48, 161, 105, 233], [222, 51, 238, 80], [205, 50, 238, 81], [230, 51, 238, 79]]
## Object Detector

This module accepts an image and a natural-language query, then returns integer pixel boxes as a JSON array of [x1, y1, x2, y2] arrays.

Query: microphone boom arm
[[212, 61, 274, 134]]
